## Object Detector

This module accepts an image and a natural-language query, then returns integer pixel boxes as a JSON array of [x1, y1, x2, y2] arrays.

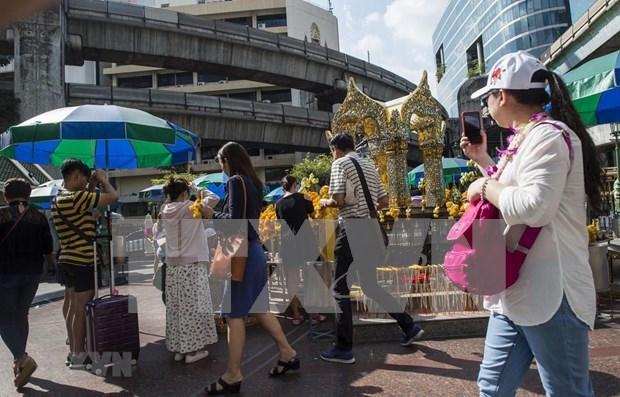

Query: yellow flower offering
[[189, 199, 203, 218]]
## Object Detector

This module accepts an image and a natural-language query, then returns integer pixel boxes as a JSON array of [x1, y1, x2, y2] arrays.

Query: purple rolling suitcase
[[85, 240, 140, 375]]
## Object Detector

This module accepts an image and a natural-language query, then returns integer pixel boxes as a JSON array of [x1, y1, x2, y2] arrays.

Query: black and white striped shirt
[[329, 153, 387, 219]]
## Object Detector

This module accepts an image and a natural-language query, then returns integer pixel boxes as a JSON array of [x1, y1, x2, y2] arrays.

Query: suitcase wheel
[[131, 359, 137, 366], [95, 368, 103, 376]]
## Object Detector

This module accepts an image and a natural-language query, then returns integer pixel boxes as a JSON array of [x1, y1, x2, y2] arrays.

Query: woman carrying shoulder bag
[[201, 142, 299, 395], [462, 51, 603, 396]]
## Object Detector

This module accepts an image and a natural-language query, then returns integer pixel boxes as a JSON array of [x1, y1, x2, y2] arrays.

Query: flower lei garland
[[485, 112, 548, 179]]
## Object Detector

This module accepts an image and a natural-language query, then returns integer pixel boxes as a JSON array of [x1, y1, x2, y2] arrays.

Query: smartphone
[[461, 111, 483, 144]]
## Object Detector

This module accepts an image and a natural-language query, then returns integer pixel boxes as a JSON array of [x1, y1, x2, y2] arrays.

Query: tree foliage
[[289, 153, 333, 186], [0, 56, 11, 67]]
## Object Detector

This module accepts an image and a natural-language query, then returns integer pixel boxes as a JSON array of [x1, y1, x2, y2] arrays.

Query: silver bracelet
[[481, 178, 491, 201]]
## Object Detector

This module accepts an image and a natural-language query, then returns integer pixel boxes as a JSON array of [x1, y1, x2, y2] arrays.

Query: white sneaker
[[185, 350, 209, 364], [174, 353, 186, 362]]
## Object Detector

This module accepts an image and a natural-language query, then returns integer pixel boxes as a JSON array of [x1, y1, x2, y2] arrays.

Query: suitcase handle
[[93, 237, 115, 300]]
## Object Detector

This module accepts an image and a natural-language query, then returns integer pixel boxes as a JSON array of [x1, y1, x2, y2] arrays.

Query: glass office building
[[432, 0, 571, 116]]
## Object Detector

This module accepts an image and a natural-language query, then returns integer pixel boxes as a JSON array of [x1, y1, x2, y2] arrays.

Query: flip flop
[[269, 357, 300, 377], [291, 315, 304, 326]]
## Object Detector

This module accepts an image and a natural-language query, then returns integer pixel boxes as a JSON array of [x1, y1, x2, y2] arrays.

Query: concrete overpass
[[55, 0, 416, 104], [67, 83, 423, 164], [541, 0, 620, 74]]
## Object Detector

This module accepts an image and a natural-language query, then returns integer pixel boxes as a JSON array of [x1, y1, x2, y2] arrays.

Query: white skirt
[[165, 262, 218, 353]]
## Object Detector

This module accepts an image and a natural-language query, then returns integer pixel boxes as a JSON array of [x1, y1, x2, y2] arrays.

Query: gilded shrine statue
[[326, 71, 446, 208]]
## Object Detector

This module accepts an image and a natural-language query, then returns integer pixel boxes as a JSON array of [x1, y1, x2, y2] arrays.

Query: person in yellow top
[[51, 159, 119, 369]]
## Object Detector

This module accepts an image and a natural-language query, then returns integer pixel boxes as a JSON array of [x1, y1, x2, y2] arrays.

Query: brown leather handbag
[[210, 176, 248, 282]]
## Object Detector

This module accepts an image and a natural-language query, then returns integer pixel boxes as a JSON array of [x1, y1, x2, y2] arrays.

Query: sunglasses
[[215, 155, 225, 163], [481, 90, 500, 108]]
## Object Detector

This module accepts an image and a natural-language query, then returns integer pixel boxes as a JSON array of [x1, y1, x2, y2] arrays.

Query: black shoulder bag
[[348, 157, 389, 247]]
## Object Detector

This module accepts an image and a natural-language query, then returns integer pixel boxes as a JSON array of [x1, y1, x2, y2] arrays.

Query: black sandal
[[269, 357, 300, 377], [205, 377, 241, 395]]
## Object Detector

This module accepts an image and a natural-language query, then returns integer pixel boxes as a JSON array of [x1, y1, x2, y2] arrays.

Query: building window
[[117, 75, 153, 89], [197, 72, 228, 84], [197, 0, 205, 3], [227, 91, 257, 101], [466, 37, 485, 78], [225, 16, 251, 26], [157, 72, 193, 87], [261, 89, 292, 104], [161, 3, 169, 7], [435, 45, 445, 83], [257, 14, 287, 28]]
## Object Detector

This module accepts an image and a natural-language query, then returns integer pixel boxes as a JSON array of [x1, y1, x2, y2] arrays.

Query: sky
[[314, 0, 450, 96]]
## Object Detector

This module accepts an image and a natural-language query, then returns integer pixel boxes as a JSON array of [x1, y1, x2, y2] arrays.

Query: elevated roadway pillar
[[13, 6, 65, 121]]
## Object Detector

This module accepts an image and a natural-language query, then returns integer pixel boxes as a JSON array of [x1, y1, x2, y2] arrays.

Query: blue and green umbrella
[[195, 172, 228, 199], [0, 104, 200, 168], [564, 50, 620, 127], [407, 157, 470, 186], [138, 183, 166, 202], [29, 179, 63, 209], [264, 186, 285, 202]]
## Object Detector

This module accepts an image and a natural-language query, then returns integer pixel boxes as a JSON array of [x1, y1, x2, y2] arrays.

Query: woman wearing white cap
[[462, 51, 602, 396]]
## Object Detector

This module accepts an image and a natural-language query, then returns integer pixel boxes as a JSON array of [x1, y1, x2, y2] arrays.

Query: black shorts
[[61, 264, 95, 293]]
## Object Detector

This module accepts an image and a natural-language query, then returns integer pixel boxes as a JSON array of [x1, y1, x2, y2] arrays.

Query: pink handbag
[[443, 121, 572, 295], [443, 200, 541, 295]]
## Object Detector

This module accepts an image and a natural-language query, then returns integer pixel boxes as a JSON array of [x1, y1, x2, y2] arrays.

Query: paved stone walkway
[[1, 260, 618, 396]]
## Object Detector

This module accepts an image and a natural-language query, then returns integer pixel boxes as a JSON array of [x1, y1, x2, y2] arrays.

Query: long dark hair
[[280, 175, 297, 192], [218, 142, 264, 193], [505, 70, 604, 214]]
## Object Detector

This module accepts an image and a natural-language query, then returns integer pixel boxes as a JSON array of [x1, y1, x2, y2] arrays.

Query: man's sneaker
[[69, 354, 92, 370], [65, 352, 72, 366], [320, 347, 356, 364], [399, 326, 425, 347], [14, 356, 38, 389]]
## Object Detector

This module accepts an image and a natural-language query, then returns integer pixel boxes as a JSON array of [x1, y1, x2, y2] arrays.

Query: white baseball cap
[[471, 51, 548, 99]]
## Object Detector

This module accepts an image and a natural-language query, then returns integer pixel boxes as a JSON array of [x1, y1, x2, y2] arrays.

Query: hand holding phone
[[461, 111, 483, 144]]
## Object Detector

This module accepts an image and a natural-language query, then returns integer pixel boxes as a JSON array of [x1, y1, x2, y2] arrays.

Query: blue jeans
[[478, 296, 594, 397], [0, 274, 40, 362]]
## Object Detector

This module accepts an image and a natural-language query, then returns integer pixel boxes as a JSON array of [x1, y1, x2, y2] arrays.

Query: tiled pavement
[[1, 261, 619, 396]]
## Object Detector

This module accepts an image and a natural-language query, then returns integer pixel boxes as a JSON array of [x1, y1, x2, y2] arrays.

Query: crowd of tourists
[[0, 51, 603, 397]]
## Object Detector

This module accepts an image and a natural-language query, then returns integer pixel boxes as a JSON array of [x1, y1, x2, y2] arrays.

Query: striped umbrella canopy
[[138, 183, 166, 202], [407, 157, 470, 186], [29, 179, 63, 209], [264, 186, 285, 202], [564, 50, 620, 127], [0, 104, 200, 168], [195, 172, 228, 199]]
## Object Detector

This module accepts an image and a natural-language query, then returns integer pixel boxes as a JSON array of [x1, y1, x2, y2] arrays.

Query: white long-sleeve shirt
[[486, 120, 596, 329]]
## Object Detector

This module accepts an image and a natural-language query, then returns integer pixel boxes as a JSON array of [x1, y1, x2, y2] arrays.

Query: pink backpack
[[444, 122, 572, 295]]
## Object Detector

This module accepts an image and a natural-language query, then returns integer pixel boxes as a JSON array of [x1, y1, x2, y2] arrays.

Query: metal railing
[[541, 0, 619, 64], [67, 84, 333, 129]]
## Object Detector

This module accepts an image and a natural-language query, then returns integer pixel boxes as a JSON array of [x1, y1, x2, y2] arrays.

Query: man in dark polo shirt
[[51, 159, 118, 369], [0, 178, 54, 389]]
